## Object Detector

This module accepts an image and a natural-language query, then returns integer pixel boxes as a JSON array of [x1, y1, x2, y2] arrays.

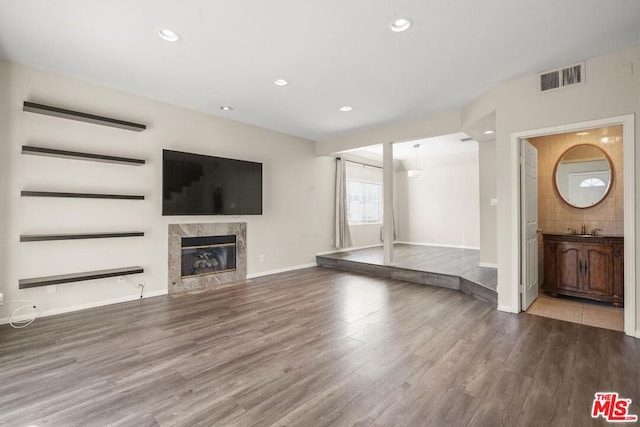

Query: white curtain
[[335, 158, 352, 249]]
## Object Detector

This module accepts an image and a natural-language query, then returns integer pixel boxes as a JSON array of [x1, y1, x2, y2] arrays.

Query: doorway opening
[[318, 133, 497, 304], [512, 115, 635, 335]]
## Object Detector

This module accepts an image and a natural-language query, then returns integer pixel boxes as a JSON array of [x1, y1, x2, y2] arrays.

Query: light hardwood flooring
[[527, 293, 624, 332], [1, 267, 638, 426]]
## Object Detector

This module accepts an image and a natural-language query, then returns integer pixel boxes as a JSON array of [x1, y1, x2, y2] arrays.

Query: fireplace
[[181, 235, 236, 277], [168, 222, 247, 294]]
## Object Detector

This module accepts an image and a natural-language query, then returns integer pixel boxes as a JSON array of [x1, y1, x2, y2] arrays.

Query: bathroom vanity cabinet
[[542, 234, 624, 307]]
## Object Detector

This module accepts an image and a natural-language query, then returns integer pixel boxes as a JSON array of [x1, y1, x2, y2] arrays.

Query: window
[[347, 180, 383, 223], [580, 177, 606, 188]]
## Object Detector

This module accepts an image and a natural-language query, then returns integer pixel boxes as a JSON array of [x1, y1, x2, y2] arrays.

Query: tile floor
[[526, 293, 624, 331]]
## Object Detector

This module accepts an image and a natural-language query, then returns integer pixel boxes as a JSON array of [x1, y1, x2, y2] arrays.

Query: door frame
[[510, 114, 636, 337]]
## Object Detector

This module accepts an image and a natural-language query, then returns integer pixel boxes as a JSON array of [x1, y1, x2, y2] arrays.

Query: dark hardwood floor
[[1, 267, 638, 426]]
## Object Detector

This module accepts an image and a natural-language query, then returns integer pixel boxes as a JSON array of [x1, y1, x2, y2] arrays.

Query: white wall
[[0, 60, 335, 321], [317, 110, 462, 156], [395, 151, 480, 248], [317, 44, 640, 333], [344, 159, 383, 248], [462, 45, 640, 320], [0, 61, 9, 308], [478, 140, 497, 265]]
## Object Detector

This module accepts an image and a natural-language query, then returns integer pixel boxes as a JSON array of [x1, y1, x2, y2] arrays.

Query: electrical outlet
[[117, 276, 125, 283], [260, 254, 265, 262], [0, 292, 4, 306]]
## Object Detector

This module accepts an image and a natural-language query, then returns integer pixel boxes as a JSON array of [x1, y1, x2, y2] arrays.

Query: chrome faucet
[[567, 228, 577, 235], [580, 224, 587, 235], [591, 228, 602, 236]]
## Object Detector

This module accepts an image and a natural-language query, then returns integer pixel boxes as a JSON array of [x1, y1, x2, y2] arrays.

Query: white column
[[383, 141, 394, 265]]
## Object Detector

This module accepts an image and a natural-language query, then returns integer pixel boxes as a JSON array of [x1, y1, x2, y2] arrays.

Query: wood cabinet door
[[543, 242, 557, 288], [612, 244, 624, 300], [582, 244, 614, 296], [556, 242, 581, 292]]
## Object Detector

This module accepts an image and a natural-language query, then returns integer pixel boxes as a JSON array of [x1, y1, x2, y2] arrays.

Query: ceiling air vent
[[540, 62, 584, 92], [540, 70, 560, 91]]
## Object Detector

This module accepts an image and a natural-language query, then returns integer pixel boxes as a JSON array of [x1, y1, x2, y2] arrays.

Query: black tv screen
[[162, 149, 262, 215]]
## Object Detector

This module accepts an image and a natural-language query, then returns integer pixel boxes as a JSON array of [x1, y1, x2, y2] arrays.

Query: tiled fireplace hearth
[[168, 223, 247, 294]]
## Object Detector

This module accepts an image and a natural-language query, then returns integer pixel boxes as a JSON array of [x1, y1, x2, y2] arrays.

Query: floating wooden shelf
[[22, 145, 145, 165], [20, 232, 145, 242], [19, 266, 144, 289], [23, 101, 146, 132], [21, 191, 145, 200]]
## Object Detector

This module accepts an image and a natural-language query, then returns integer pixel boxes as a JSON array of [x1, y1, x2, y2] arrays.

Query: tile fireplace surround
[[168, 222, 247, 294]]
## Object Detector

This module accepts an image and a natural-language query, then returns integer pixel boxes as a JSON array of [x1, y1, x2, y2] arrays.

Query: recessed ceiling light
[[339, 106, 353, 112], [220, 106, 233, 111], [273, 79, 289, 86], [576, 131, 589, 136], [390, 18, 413, 33], [483, 130, 495, 135], [158, 29, 181, 42]]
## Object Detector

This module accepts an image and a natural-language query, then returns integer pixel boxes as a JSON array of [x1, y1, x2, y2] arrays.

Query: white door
[[521, 139, 539, 310], [569, 171, 609, 207]]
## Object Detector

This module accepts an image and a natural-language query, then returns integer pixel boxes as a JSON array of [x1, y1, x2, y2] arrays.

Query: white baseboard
[[479, 262, 498, 269], [394, 241, 481, 250], [635, 330, 640, 339], [316, 242, 483, 255], [247, 263, 317, 279], [497, 304, 515, 313], [315, 244, 383, 256], [0, 289, 168, 326]]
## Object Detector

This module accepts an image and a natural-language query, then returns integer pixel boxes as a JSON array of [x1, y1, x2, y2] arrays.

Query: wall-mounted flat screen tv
[[162, 149, 262, 215]]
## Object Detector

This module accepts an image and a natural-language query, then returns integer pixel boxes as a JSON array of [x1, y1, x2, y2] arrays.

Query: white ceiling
[[346, 132, 477, 162], [1, 1, 639, 141]]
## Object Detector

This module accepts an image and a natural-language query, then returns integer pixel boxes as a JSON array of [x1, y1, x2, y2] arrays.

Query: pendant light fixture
[[407, 144, 425, 178]]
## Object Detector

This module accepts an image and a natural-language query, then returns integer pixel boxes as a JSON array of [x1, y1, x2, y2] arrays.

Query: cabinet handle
[[580, 259, 583, 275], [584, 260, 588, 275]]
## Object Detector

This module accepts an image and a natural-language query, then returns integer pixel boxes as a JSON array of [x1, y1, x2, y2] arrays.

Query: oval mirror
[[554, 144, 613, 208]]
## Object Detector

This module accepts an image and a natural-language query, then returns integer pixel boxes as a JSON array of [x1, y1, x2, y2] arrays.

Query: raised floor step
[[316, 255, 497, 306]]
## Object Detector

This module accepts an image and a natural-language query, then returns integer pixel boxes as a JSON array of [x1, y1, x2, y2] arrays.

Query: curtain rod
[[336, 157, 383, 170]]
